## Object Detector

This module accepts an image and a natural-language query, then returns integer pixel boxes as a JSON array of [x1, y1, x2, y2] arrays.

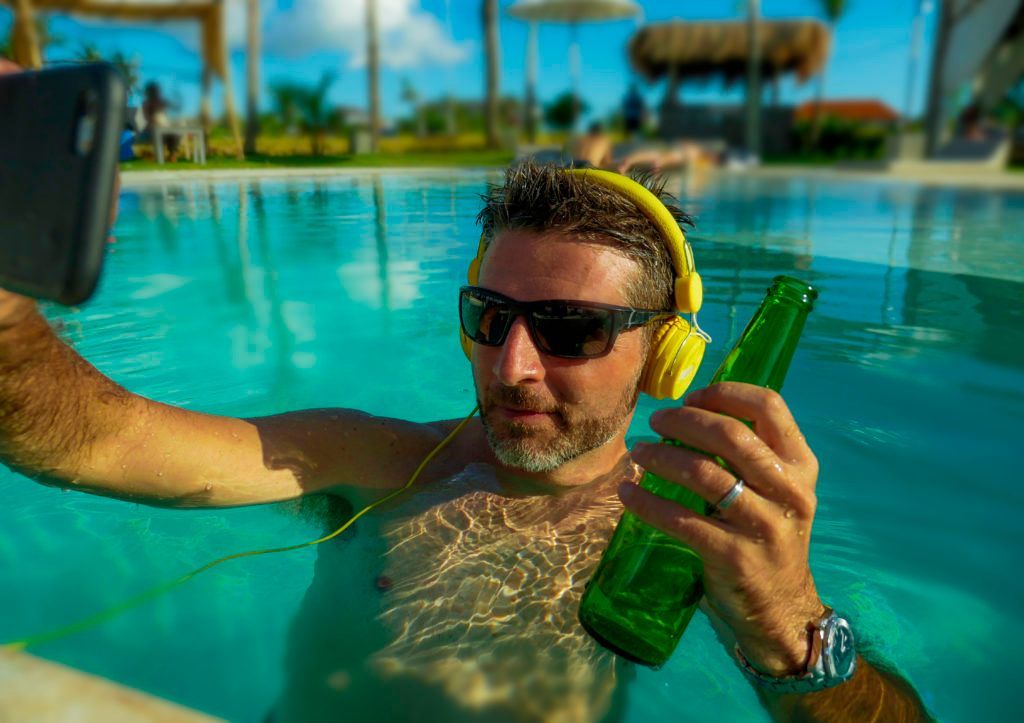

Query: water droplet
[[157, 472, 163, 477], [204, 484, 213, 492], [797, 529, 806, 537], [784, 508, 795, 519]]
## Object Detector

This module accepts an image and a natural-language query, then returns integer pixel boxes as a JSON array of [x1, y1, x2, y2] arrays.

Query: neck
[[492, 433, 638, 496]]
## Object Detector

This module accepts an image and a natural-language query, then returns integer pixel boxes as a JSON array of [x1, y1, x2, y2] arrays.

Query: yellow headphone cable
[[1, 405, 480, 653]]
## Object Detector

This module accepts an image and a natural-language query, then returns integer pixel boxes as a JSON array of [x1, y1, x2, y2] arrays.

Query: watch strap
[[734, 611, 856, 694]]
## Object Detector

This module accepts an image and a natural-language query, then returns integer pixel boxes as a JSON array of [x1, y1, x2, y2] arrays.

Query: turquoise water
[[1, 170, 1021, 721]]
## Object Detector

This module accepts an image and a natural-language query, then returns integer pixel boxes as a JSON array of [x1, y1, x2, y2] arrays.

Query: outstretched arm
[[0, 297, 457, 508], [620, 382, 933, 722]]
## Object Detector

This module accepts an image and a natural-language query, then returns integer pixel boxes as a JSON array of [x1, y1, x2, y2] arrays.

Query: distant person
[[617, 140, 723, 175], [955, 102, 995, 142], [622, 83, 646, 137], [571, 122, 613, 168], [141, 81, 181, 162]]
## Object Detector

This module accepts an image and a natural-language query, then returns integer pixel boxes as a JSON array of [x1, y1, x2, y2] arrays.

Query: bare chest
[[368, 477, 625, 722]]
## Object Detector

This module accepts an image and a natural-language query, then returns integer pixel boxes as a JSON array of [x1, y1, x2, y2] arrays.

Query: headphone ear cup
[[640, 316, 706, 400]]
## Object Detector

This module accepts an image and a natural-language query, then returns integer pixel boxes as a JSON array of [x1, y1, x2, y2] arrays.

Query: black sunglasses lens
[[461, 290, 510, 345], [532, 305, 614, 358]]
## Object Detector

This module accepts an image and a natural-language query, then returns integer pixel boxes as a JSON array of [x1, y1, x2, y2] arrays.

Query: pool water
[[1, 171, 1021, 721]]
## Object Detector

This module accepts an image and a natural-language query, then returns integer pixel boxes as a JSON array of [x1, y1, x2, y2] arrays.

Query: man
[[571, 122, 614, 169], [0, 154, 930, 721], [621, 84, 646, 137]]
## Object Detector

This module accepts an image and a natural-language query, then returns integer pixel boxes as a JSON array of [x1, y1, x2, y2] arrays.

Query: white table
[[154, 123, 206, 165]]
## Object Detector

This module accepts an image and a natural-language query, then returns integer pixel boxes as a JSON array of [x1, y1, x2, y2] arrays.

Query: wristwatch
[[734, 609, 857, 694]]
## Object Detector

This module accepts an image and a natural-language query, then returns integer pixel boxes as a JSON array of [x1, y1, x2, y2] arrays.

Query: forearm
[[758, 655, 933, 723], [0, 302, 134, 483]]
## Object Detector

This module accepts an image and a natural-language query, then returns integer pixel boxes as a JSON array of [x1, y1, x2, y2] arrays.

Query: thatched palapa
[[628, 19, 830, 86]]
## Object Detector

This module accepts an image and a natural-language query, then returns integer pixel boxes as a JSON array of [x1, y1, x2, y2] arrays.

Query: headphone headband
[[564, 168, 702, 315]]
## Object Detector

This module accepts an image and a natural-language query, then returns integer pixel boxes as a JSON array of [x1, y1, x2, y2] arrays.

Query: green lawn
[[121, 150, 515, 172]]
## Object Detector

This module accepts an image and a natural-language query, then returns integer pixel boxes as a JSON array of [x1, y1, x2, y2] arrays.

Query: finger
[[618, 482, 732, 560], [630, 442, 774, 532], [649, 406, 804, 509], [687, 383, 815, 468]]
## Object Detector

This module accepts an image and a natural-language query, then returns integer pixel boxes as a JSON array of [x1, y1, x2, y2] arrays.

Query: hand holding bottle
[[623, 381, 827, 676]]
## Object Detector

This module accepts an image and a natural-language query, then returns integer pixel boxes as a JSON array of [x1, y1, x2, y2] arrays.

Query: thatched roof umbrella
[[628, 19, 829, 87], [1, 0, 244, 159]]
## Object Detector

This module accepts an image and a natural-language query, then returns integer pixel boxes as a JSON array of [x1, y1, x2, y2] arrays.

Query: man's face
[[472, 230, 648, 473]]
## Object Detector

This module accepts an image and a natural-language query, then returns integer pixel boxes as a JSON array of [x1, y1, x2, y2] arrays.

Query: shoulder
[[423, 415, 490, 474]]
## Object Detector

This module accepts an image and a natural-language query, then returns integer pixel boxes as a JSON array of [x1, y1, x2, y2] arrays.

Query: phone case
[[0, 63, 125, 305]]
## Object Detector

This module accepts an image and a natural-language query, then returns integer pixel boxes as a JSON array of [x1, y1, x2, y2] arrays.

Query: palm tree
[[75, 43, 141, 98], [367, 0, 381, 153], [811, 0, 849, 142], [244, 0, 261, 156], [270, 71, 338, 156], [401, 78, 426, 138], [483, 0, 501, 149]]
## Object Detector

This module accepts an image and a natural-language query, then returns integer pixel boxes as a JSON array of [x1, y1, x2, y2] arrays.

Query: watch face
[[825, 618, 857, 679]]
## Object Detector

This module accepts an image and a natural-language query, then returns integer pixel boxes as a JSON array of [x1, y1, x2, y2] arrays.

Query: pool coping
[[119, 164, 1024, 191], [0, 648, 222, 721], [120, 165, 501, 187]]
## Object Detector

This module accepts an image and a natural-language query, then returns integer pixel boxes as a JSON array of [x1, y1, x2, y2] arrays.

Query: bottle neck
[[710, 277, 816, 392]]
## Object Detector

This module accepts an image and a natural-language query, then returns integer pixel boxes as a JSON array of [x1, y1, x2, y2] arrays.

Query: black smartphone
[[0, 63, 125, 305]]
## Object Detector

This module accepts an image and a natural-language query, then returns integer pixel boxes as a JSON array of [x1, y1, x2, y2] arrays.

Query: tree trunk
[[483, 0, 501, 150], [11, 0, 42, 69], [367, 0, 381, 153], [244, 0, 261, 156], [524, 21, 538, 143], [809, 62, 827, 147], [744, 0, 762, 156], [923, 0, 953, 157]]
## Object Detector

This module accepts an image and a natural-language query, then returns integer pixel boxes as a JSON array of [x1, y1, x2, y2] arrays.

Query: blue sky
[[0, 0, 937, 122]]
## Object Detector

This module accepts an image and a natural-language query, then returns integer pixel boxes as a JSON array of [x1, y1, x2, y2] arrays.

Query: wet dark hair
[[476, 160, 693, 313]]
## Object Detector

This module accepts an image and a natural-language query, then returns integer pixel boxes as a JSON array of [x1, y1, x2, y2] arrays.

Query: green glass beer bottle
[[578, 275, 819, 667]]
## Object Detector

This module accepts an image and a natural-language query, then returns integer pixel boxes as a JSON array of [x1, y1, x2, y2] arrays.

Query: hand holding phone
[[0, 62, 124, 308]]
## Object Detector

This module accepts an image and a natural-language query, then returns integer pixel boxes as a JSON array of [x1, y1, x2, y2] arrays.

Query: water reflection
[[272, 469, 633, 723], [373, 176, 391, 315], [687, 177, 1024, 373]]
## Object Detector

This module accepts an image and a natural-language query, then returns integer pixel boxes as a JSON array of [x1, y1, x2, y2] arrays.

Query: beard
[[479, 379, 640, 474]]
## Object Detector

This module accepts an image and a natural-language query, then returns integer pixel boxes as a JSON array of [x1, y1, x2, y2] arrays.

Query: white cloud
[[263, 0, 472, 68], [65, 1, 469, 69]]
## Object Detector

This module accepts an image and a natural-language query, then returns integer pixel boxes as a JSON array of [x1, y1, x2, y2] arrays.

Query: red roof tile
[[794, 99, 900, 123]]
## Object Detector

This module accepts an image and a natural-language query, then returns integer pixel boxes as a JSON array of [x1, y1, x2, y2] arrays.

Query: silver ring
[[710, 479, 745, 516]]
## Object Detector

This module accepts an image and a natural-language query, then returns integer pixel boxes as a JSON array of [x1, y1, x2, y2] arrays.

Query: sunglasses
[[459, 286, 672, 359]]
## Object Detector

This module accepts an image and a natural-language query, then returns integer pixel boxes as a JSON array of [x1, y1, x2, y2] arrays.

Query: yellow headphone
[[461, 168, 710, 400]]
